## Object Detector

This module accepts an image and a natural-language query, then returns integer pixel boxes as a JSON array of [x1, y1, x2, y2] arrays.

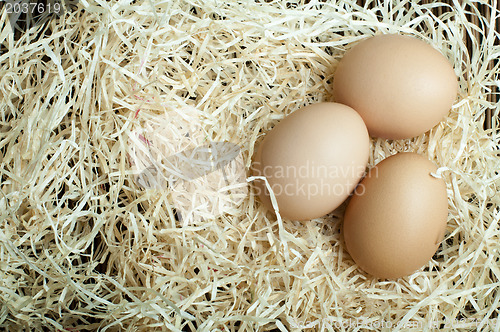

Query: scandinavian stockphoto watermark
[[288, 317, 500, 330], [127, 106, 376, 223], [251, 160, 377, 200], [134, 141, 242, 189], [127, 106, 248, 224]]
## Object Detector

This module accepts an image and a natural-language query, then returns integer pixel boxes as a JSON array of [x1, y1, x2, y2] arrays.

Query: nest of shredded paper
[[1, 0, 499, 331]]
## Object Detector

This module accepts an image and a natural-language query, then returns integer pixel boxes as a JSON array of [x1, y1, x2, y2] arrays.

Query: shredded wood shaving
[[0, 0, 499, 331]]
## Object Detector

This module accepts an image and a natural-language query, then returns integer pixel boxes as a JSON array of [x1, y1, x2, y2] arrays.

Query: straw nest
[[1, 0, 499, 331]]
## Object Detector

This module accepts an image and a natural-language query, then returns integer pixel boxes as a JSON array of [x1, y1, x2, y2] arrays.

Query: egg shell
[[332, 34, 458, 139], [343, 152, 448, 279], [252, 102, 369, 221]]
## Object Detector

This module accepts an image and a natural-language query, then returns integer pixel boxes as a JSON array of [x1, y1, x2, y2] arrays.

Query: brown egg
[[343, 153, 448, 279], [252, 102, 369, 221], [333, 34, 458, 139]]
